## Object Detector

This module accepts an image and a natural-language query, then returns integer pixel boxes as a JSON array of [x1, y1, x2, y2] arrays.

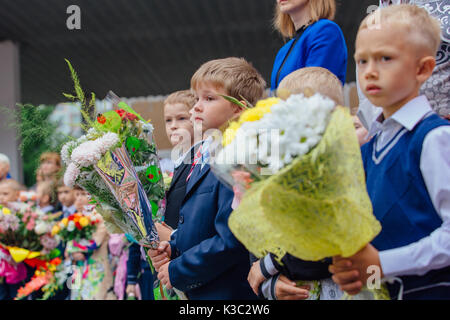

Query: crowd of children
[[1, 2, 449, 300]]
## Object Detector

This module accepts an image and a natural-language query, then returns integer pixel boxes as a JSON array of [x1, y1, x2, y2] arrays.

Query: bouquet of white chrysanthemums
[[211, 92, 387, 300]]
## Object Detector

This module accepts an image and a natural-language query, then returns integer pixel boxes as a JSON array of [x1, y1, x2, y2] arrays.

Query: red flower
[[75, 221, 82, 230], [126, 113, 137, 121], [97, 114, 106, 124], [50, 257, 62, 266], [68, 215, 75, 221], [115, 109, 126, 118]]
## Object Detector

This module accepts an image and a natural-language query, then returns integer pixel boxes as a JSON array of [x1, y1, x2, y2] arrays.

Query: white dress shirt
[[366, 96, 450, 278]]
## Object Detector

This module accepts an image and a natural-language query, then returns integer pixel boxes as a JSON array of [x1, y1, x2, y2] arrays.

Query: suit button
[[179, 215, 184, 224]]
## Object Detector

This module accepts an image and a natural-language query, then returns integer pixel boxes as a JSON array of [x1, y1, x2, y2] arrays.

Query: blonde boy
[[149, 57, 266, 300], [330, 5, 450, 299], [0, 179, 25, 206], [277, 66, 344, 105], [164, 90, 196, 149]]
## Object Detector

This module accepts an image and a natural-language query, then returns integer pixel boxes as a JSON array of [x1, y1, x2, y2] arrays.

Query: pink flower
[[26, 220, 35, 231]]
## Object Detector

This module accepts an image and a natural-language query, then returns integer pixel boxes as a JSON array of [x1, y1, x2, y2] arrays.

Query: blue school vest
[[361, 113, 450, 299]]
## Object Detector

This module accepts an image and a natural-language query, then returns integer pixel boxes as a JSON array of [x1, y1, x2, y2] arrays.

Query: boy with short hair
[[330, 5, 450, 299], [0, 179, 24, 206], [149, 57, 266, 299], [277, 66, 345, 105], [56, 178, 76, 218], [127, 89, 196, 300]]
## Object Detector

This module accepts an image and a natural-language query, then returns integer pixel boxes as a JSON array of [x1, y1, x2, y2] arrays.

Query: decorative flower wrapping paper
[[94, 144, 159, 248]]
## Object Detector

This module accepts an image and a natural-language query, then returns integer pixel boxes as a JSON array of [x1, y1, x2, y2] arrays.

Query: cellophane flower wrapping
[[212, 93, 387, 299]]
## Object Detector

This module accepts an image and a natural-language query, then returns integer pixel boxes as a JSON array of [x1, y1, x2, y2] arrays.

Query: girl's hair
[[274, 0, 336, 38], [39, 152, 62, 168], [37, 180, 58, 206]]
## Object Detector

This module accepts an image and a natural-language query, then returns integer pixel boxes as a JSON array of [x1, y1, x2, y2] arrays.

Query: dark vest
[[164, 148, 195, 229], [361, 113, 450, 299]]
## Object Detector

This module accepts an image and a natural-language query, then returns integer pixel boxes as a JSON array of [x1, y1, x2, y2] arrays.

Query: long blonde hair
[[274, 0, 336, 38]]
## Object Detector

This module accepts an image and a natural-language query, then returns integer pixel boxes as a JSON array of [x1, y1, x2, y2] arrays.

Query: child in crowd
[[56, 178, 76, 218], [0, 179, 24, 207], [330, 5, 450, 300], [31, 152, 62, 191], [352, 109, 370, 146], [127, 89, 197, 300], [35, 180, 58, 214], [0, 181, 27, 300], [246, 67, 351, 300], [68, 185, 115, 300], [149, 57, 266, 299]]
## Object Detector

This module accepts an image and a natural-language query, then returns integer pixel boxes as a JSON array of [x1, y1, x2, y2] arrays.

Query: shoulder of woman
[[308, 19, 343, 35]]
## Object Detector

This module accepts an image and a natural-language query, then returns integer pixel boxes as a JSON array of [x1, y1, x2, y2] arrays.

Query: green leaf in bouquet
[[145, 165, 162, 183], [49, 248, 61, 259], [150, 201, 159, 219], [126, 136, 141, 155], [219, 94, 249, 110]]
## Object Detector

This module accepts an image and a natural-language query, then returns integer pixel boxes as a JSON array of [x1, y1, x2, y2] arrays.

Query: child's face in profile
[[355, 24, 422, 116], [353, 116, 370, 146], [36, 184, 50, 207], [74, 189, 89, 213], [0, 185, 19, 206], [190, 82, 241, 134], [57, 186, 75, 207], [164, 103, 194, 147]]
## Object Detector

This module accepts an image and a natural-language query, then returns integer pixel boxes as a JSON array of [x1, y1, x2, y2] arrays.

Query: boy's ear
[[235, 100, 247, 113], [417, 56, 436, 84]]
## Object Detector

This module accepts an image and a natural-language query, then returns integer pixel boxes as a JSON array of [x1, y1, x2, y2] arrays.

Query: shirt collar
[[39, 205, 54, 213], [367, 95, 432, 137], [173, 140, 203, 168], [63, 205, 76, 214]]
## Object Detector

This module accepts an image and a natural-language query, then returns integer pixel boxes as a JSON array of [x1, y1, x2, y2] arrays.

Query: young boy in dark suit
[[149, 57, 266, 299]]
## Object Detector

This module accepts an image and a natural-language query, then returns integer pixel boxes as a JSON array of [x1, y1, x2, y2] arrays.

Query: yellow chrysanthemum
[[222, 121, 241, 147], [222, 97, 282, 146], [61, 218, 69, 227], [2, 207, 11, 215], [238, 97, 281, 124]]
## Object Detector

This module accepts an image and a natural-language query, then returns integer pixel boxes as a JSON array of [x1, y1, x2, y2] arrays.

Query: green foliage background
[[0, 104, 67, 187]]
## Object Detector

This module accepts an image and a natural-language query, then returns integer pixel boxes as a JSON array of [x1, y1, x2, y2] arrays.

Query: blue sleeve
[[168, 181, 245, 292], [168, 230, 180, 260], [304, 21, 348, 84], [126, 243, 141, 284]]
